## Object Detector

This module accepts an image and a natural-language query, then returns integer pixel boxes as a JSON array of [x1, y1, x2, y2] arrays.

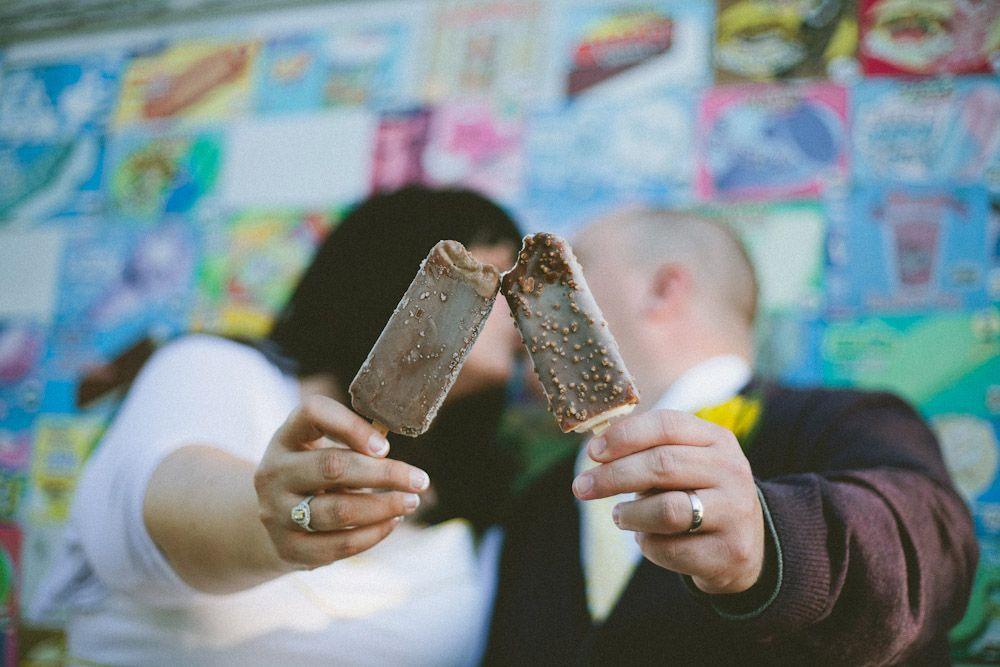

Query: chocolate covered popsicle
[[350, 240, 501, 437], [502, 233, 639, 434]]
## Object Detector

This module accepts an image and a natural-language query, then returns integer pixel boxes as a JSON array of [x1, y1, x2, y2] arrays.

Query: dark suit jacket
[[484, 384, 978, 666]]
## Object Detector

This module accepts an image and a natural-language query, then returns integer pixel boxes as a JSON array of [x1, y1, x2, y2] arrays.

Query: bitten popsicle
[[350, 240, 501, 437], [502, 233, 639, 434]]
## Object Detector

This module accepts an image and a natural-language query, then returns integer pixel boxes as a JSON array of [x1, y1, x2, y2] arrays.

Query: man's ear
[[648, 262, 691, 319]]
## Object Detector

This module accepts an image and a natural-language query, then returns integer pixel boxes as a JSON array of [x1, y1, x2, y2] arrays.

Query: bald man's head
[[575, 208, 759, 330]]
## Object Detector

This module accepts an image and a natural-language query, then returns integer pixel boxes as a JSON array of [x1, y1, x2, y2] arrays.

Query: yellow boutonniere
[[695, 394, 762, 448]]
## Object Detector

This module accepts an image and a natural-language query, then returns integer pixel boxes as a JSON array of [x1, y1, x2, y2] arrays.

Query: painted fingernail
[[369, 434, 390, 456], [403, 493, 420, 510], [410, 469, 430, 491], [573, 474, 593, 496], [590, 436, 606, 458], [612, 504, 621, 526]]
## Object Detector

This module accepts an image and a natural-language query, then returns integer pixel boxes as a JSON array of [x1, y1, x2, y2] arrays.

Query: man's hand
[[571, 409, 764, 595], [255, 395, 430, 571]]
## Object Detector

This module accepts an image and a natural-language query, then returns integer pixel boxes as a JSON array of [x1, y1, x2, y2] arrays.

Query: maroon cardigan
[[484, 384, 978, 666]]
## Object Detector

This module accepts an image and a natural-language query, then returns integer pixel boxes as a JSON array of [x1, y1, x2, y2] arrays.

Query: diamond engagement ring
[[686, 491, 704, 533], [291, 495, 317, 532]]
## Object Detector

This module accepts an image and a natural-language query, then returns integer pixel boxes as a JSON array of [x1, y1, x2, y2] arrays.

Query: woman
[[33, 186, 524, 666]]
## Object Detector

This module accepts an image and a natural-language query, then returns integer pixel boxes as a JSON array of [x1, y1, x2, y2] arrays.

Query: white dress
[[31, 335, 492, 666]]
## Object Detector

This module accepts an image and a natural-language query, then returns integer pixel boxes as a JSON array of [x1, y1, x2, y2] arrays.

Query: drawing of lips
[[143, 44, 250, 118], [864, 0, 954, 70]]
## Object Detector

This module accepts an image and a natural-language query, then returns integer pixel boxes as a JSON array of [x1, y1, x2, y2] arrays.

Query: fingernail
[[369, 434, 390, 456], [590, 436, 606, 458], [403, 493, 420, 510], [410, 469, 430, 491], [573, 474, 593, 497], [612, 504, 621, 526]]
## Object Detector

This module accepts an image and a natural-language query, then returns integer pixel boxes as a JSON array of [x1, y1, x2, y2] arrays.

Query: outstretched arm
[[145, 395, 429, 594], [573, 393, 977, 662]]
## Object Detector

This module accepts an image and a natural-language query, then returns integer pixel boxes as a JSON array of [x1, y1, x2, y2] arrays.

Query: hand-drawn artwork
[[370, 108, 433, 192], [859, 0, 1000, 75], [0, 55, 122, 140], [853, 77, 1000, 186], [194, 210, 334, 338], [697, 83, 849, 201], [422, 99, 524, 204], [114, 40, 258, 127], [525, 90, 696, 204], [0, 134, 105, 222], [106, 132, 220, 221], [830, 186, 991, 314], [550, 0, 712, 100], [714, 0, 858, 82], [255, 33, 326, 114], [424, 0, 547, 104]]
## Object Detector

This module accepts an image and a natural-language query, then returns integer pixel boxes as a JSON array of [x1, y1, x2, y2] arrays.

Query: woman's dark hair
[[268, 185, 522, 391]]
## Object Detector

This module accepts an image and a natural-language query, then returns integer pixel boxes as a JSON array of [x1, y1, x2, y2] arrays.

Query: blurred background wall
[[0, 0, 998, 662]]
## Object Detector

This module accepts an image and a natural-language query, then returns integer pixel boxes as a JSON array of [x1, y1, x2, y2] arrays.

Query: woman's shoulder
[[151, 334, 277, 374], [132, 334, 289, 400]]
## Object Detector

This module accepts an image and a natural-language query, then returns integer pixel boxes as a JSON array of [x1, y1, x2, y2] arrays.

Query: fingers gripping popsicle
[[502, 233, 639, 435], [350, 241, 501, 437]]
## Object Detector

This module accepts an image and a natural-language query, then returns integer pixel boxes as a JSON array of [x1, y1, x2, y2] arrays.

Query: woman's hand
[[255, 395, 429, 570]]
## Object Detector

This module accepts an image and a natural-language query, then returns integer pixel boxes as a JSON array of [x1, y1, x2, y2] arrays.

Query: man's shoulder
[[759, 381, 917, 415]]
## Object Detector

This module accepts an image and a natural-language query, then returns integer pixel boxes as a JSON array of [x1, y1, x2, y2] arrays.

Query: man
[[484, 208, 977, 665]]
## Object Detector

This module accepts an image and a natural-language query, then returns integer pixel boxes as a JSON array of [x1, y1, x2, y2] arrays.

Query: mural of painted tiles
[[104, 130, 221, 222], [255, 8, 424, 114], [0, 133, 106, 223], [320, 15, 425, 109], [858, 0, 1000, 76], [821, 308, 1000, 414], [699, 200, 827, 315], [43, 220, 197, 406], [422, 98, 525, 205], [546, 0, 713, 102], [0, 426, 32, 523], [25, 415, 107, 526], [989, 199, 1000, 302], [192, 209, 336, 338], [0, 320, 46, 428], [514, 192, 628, 240], [0, 54, 123, 140], [113, 39, 259, 127], [254, 32, 327, 115], [714, 0, 859, 82], [853, 77, 1000, 186], [829, 185, 991, 314], [0, 523, 21, 641], [820, 308, 1000, 661], [525, 89, 697, 205], [423, 0, 548, 104], [696, 82, 849, 201], [370, 107, 433, 193]]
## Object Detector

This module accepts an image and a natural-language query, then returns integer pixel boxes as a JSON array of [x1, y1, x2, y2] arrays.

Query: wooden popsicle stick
[[590, 420, 611, 436], [372, 420, 390, 437]]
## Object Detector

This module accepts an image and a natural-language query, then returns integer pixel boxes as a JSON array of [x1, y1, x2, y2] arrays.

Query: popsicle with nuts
[[501, 232, 640, 435]]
